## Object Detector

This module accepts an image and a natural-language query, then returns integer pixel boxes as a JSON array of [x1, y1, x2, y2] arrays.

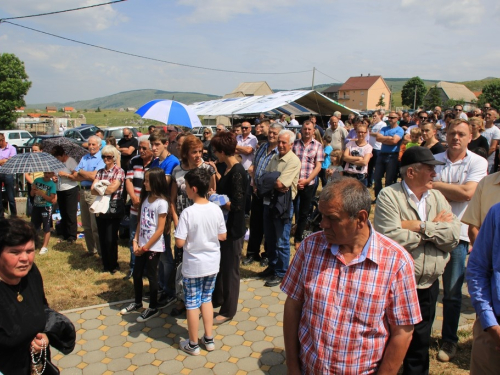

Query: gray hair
[[334, 111, 341, 118], [400, 162, 422, 181], [270, 123, 284, 132], [138, 135, 150, 146], [101, 145, 120, 162], [319, 177, 371, 219], [278, 129, 296, 144], [88, 135, 101, 144]]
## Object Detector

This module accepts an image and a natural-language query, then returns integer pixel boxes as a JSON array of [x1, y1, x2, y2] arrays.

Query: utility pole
[[311, 67, 316, 91], [413, 86, 417, 110]]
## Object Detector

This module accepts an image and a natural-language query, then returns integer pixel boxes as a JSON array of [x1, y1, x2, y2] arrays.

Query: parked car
[[102, 126, 140, 141], [22, 135, 62, 149], [191, 125, 218, 139], [64, 125, 99, 147], [1, 130, 33, 149]]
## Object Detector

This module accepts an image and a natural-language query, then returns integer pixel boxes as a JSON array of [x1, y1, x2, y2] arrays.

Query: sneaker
[[120, 302, 142, 315], [39, 247, 48, 255], [136, 308, 159, 322], [180, 339, 200, 356], [201, 336, 215, 351], [437, 341, 457, 362], [157, 295, 177, 308]]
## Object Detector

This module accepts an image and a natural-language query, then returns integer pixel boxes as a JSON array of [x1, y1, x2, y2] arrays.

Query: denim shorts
[[182, 274, 217, 310], [32, 206, 52, 233]]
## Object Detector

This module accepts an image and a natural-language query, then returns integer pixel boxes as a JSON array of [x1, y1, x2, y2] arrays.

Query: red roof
[[27, 113, 41, 118], [64, 107, 74, 111], [339, 75, 382, 91], [472, 91, 482, 98]]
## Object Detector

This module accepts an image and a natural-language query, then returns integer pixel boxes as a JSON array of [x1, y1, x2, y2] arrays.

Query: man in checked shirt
[[282, 177, 422, 374]]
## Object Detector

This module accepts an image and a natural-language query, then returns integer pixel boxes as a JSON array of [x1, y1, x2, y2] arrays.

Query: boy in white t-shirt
[[174, 168, 227, 356]]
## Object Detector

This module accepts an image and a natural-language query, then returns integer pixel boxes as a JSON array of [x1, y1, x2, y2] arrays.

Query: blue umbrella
[[135, 100, 202, 129]]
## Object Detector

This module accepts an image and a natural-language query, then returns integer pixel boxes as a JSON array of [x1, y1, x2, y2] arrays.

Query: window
[[359, 102, 363, 107], [21, 132, 31, 139], [9, 133, 20, 140], [361, 91, 364, 96]]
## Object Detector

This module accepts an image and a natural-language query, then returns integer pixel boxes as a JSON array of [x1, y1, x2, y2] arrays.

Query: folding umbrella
[[41, 137, 88, 163], [0, 152, 67, 173], [136, 100, 202, 129]]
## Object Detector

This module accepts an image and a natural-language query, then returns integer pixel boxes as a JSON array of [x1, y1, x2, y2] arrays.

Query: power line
[[2, 21, 311, 75], [0, 0, 127, 21]]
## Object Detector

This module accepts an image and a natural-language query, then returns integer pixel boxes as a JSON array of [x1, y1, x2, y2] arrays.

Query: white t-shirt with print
[[138, 198, 168, 252], [175, 202, 227, 278], [344, 141, 373, 174]]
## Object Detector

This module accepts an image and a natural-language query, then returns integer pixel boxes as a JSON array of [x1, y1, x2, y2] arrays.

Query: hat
[[400, 146, 446, 167]]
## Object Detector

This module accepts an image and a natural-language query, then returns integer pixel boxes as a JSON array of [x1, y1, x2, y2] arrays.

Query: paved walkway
[[52, 278, 475, 374]]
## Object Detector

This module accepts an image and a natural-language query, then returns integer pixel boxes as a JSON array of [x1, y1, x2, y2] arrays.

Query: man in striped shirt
[[282, 178, 421, 374]]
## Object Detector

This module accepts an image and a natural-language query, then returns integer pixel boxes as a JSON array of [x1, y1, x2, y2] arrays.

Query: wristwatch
[[419, 221, 426, 234]]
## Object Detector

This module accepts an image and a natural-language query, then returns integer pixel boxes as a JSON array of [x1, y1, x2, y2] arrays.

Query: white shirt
[[138, 198, 168, 252], [338, 119, 345, 128], [175, 202, 227, 278], [289, 119, 299, 126], [434, 151, 488, 241], [481, 126, 500, 169], [369, 121, 387, 150], [402, 180, 429, 221], [405, 124, 419, 135], [57, 157, 79, 191], [236, 133, 257, 170]]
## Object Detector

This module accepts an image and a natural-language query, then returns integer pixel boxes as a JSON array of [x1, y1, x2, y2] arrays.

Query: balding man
[[324, 116, 348, 151], [117, 128, 138, 172]]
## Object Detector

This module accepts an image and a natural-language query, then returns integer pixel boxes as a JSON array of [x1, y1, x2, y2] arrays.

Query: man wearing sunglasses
[[432, 119, 488, 362], [117, 128, 138, 172], [73, 135, 106, 257], [453, 104, 468, 120], [404, 110, 428, 144]]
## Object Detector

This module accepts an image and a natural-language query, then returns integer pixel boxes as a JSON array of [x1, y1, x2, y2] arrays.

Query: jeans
[[133, 251, 161, 309], [128, 214, 138, 270], [293, 184, 316, 243], [442, 240, 468, 344], [158, 234, 175, 298], [367, 149, 379, 187], [374, 152, 399, 198], [263, 204, 293, 278], [0, 173, 16, 217]]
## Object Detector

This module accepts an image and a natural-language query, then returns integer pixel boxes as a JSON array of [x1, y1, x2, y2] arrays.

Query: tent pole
[[311, 67, 316, 90]]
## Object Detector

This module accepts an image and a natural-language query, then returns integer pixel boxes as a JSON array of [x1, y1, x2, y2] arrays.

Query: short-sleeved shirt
[[344, 141, 373, 174], [462, 172, 500, 228], [322, 145, 333, 169], [138, 198, 168, 252], [481, 126, 500, 168], [281, 228, 422, 375], [265, 151, 301, 199], [174, 202, 227, 278], [292, 138, 324, 185], [0, 143, 16, 161], [151, 154, 180, 176], [368, 121, 387, 150], [434, 151, 488, 241], [172, 163, 216, 214], [95, 165, 125, 201], [75, 152, 106, 187], [379, 126, 404, 153], [126, 155, 155, 216], [57, 157, 79, 191], [33, 177, 56, 207], [236, 133, 258, 170], [117, 137, 138, 170]]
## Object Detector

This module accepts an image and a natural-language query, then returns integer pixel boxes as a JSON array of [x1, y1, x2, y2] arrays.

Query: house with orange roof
[[337, 75, 391, 111], [63, 107, 75, 112]]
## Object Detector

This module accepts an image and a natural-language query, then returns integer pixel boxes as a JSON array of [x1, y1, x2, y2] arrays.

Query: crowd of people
[[1, 102, 500, 372]]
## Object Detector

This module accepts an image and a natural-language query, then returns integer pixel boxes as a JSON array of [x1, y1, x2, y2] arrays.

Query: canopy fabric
[[189, 90, 358, 117]]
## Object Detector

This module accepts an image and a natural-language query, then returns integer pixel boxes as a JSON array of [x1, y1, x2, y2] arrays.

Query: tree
[[96, 107, 101, 112], [401, 76, 426, 109], [424, 85, 443, 109], [0, 53, 32, 129], [477, 81, 500, 109], [376, 94, 386, 108]]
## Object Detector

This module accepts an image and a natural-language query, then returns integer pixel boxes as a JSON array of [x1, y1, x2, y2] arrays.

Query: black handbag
[[44, 307, 76, 355]]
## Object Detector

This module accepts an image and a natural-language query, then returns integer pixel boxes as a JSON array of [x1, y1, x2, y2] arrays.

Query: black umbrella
[[42, 137, 88, 163]]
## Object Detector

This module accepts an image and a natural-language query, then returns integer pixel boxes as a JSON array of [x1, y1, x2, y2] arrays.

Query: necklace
[[0, 275, 23, 302]]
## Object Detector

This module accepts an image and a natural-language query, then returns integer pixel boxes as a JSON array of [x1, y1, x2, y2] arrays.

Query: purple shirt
[[0, 143, 16, 161]]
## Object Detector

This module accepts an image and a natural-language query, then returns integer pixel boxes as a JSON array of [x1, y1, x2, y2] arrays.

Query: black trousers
[[246, 193, 267, 260], [293, 184, 316, 243], [403, 279, 439, 375], [57, 187, 79, 241], [213, 235, 244, 318], [133, 251, 161, 309], [96, 216, 121, 272]]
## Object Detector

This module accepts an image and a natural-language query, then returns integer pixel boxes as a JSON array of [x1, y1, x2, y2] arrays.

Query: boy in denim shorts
[[174, 168, 227, 355], [31, 172, 57, 255]]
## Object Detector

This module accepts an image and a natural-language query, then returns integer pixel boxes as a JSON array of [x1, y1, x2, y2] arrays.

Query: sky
[[1, 0, 499, 104]]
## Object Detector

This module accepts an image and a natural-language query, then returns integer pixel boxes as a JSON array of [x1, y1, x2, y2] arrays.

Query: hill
[[28, 89, 221, 110]]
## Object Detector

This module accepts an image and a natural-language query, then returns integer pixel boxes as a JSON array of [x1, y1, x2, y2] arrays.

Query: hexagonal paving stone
[[82, 349, 105, 364], [103, 324, 125, 337], [268, 304, 284, 313], [206, 350, 230, 364], [260, 296, 280, 306], [183, 354, 207, 369], [107, 357, 132, 372], [269, 363, 288, 374], [251, 340, 274, 352], [215, 324, 237, 336], [229, 345, 252, 359], [82, 339, 104, 351], [82, 362, 108, 375], [259, 350, 284, 366], [155, 347, 178, 361], [221, 334, 244, 347], [237, 357, 261, 372], [131, 352, 156, 366], [189, 368, 215, 375], [129, 341, 152, 354], [248, 307, 269, 317], [237, 320, 258, 331], [147, 326, 170, 339], [104, 334, 127, 347], [106, 346, 129, 359], [242, 299, 262, 309], [212, 362, 239, 374], [81, 319, 102, 330], [102, 315, 123, 326], [233, 311, 250, 321], [264, 326, 283, 338], [243, 330, 266, 342], [158, 359, 185, 374], [254, 287, 272, 297], [135, 364, 163, 375], [81, 309, 101, 320], [56, 354, 83, 368], [82, 329, 104, 341], [256, 316, 277, 327], [247, 280, 265, 288]]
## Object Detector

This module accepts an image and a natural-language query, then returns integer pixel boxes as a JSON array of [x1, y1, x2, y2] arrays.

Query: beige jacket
[[373, 182, 460, 289]]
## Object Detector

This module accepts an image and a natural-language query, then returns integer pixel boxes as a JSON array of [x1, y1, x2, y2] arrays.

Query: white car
[[0, 130, 33, 149]]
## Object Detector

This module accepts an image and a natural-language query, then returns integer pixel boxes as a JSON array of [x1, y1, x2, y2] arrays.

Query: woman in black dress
[[210, 131, 248, 324]]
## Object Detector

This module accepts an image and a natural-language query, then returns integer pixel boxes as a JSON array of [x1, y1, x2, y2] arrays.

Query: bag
[[103, 198, 125, 219], [31, 356, 60, 375], [44, 307, 76, 355]]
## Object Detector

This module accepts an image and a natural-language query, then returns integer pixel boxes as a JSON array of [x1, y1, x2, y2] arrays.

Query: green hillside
[[460, 77, 500, 92], [28, 89, 221, 110]]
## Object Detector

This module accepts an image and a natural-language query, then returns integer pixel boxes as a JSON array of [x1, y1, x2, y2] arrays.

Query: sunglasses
[[454, 108, 463, 111], [419, 116, 428, 120], [388, 116, 398, 119], [241, 127, 250, 130], [139, 146, 149, 151], [203, 132, 210, 134], [102, 155, 114, 160]]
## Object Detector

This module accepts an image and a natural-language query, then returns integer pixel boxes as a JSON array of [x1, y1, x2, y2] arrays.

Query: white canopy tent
[[189, 90, 359, 119]]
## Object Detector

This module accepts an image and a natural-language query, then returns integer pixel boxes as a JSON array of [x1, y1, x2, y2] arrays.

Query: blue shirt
[[379, 126, 404, 153], [253, 142, 278, 182], [151, 154, 180, 176], [466, 202, 500, 330], [322, 145, 333, 169], [74, 151, 106, 187]]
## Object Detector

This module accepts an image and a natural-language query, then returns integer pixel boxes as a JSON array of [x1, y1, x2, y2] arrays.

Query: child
[[406, 127, 422, 149], [174, 168, 227, 356], [120, 167, 170, 322], [30, 171, 57, 254], [319, 135, 333, 187], [326, 149, 344, 183]]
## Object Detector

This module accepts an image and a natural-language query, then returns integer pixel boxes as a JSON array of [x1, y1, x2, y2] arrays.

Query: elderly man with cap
[[374, 146, 461, 375]]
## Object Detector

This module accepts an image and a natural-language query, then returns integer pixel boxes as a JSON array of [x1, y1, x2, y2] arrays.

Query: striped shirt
[[126, 155, 154, 215], [281, 227, 422, 374], [253, 142, 278, 184], [292, 138, 324, 185]]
